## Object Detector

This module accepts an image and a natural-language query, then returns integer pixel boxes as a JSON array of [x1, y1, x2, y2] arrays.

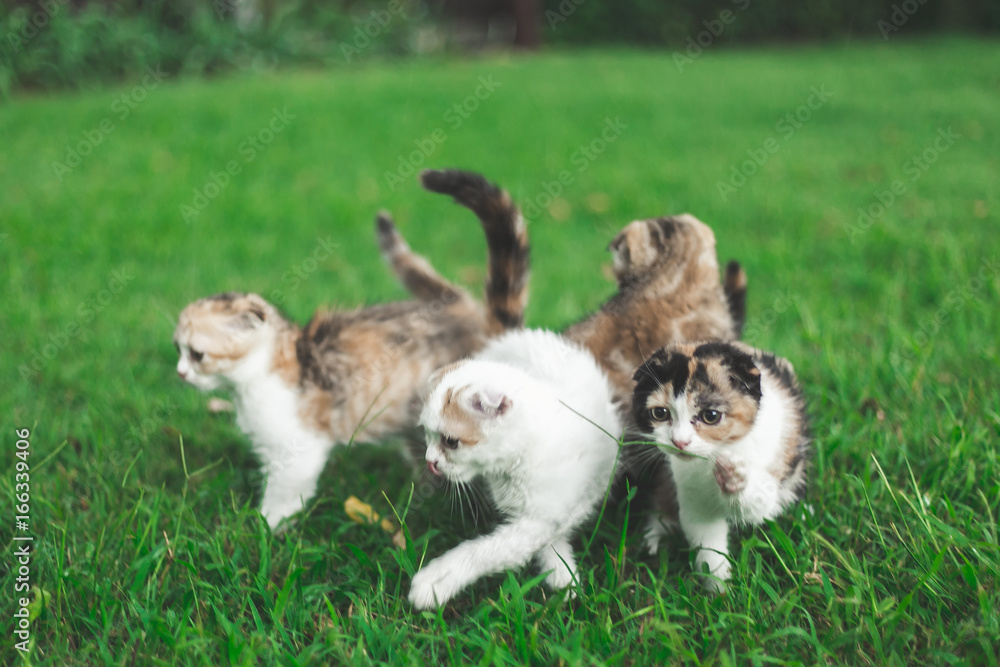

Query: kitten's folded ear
[[469, 388, 511, 419]]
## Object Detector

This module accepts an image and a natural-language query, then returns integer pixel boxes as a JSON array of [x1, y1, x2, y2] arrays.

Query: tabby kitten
[[632, 341, 810, 592], [409, 329, 622, 609], [174, 170, 530, 528], [564, 214, 740, 403]]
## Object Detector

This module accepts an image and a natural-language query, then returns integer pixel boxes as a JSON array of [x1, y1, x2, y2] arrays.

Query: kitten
[[173, 169, 530, 528], [409, 329, 622, 609], [631, 341, 810, 592], [563, 214, 740, 402]]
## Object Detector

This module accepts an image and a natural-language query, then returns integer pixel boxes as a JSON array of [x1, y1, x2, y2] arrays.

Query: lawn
[[2, 37, 999, 665]]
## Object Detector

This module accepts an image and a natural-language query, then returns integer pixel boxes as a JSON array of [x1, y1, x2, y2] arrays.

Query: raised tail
[[375, 211, 466, 303], [420, 169, 530, 335], [723, 260, 747, 339]]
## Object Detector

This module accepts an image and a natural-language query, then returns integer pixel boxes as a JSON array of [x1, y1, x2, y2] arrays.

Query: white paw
[[260, 500, 303, 530], [700, 574, 728, 595], [695, 552, 731, 594], [644, 515, 670, 555], [543, 562, 576, 590], [409, 557, 456, 610]]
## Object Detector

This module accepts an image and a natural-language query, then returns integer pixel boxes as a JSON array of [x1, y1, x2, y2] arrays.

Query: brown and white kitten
[[173, 170, 530, 528], [632, 341, 810, 591]]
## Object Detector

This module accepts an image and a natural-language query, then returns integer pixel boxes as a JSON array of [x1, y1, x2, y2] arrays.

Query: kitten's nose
[[671, 439, 690, 451], [177, 370, 187, 379], [427, 460, 442, 476]]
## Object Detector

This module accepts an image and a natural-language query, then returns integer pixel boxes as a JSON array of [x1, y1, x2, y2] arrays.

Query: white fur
[[646, 372, 796, 592], [177, 334, 331, 529], [409, 330, 622, 609]]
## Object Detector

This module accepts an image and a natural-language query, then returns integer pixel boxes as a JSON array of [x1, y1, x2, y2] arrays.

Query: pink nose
[[427, 460, 442, 476], [671, 439, 690, 451], [177, 370, 187, 379]]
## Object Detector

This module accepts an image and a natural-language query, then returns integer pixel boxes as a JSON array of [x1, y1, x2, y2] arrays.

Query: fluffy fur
[[409, 329, 622, 609], [631, 341, 810, 592], [174, 170, 530, 528]]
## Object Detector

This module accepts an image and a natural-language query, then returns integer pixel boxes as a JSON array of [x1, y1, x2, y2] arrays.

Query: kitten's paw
[[260, 501, 303, 530], [644, 515, 671, 555], [695, 552, 731, 594], [713, 456, 748, 495], [409, 558, 456, 610], [699, 573, 729, 595], [544, 563, 576, 590]]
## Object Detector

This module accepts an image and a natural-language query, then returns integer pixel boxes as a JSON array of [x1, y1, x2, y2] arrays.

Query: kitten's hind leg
[[375, 212, 467, 303], [534, 537, 577, 591], [643, 513, 675, 555]]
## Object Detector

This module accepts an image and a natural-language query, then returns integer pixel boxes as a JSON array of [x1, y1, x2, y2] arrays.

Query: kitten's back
[[479, 329, 619, 430]]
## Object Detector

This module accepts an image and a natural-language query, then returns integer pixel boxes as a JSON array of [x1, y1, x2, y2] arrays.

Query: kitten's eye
[[189, 349, 204, 363], [441, 435, 459, 450], [649, 406, 671, 422], [700, 409, 722, 425]]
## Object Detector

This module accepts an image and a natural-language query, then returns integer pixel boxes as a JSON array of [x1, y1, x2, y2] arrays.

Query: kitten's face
[[419, 362, 512, 483], [633, 343, 762, 460], [173, 292, 273, 390], [608, 214, 718, 286]]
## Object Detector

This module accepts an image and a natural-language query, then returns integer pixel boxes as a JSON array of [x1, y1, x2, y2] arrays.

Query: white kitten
[[409, 329, 622, 609], [632, 341, 810, 592]]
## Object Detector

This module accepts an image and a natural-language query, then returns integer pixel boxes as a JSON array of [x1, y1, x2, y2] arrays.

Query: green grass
[[2, 37, 999, 665]]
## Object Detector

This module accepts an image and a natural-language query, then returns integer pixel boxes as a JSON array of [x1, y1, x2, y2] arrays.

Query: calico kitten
[[173, 170, 530, 528], [564, 214, 739, 402], [409, 329, 621, 609], [631, 341, 810, 591]]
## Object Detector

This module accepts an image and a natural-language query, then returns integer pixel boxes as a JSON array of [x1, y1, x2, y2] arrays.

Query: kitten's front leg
[[409, 520, 554, 609], [257, 436, 331, 529], [679, 511, 730, 594], [534, 537, 577, 590]]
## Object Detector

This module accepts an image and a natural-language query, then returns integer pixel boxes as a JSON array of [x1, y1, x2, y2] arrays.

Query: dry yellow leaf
[[344, 496, 398, 534], [344, 495, 379, 525]]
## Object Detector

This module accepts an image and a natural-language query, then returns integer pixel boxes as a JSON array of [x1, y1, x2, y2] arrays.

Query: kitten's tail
[[420, 169, 530, 335], [724, 260, 748, 339], [375, 211, 467, 303]]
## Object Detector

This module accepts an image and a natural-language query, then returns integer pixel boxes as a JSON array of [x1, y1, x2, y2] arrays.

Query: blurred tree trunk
[[512, 0, 541, 48]]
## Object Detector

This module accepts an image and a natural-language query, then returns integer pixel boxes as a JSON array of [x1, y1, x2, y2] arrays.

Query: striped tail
[[723, 260, 748, 339], [421, 169, 530, 335]]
